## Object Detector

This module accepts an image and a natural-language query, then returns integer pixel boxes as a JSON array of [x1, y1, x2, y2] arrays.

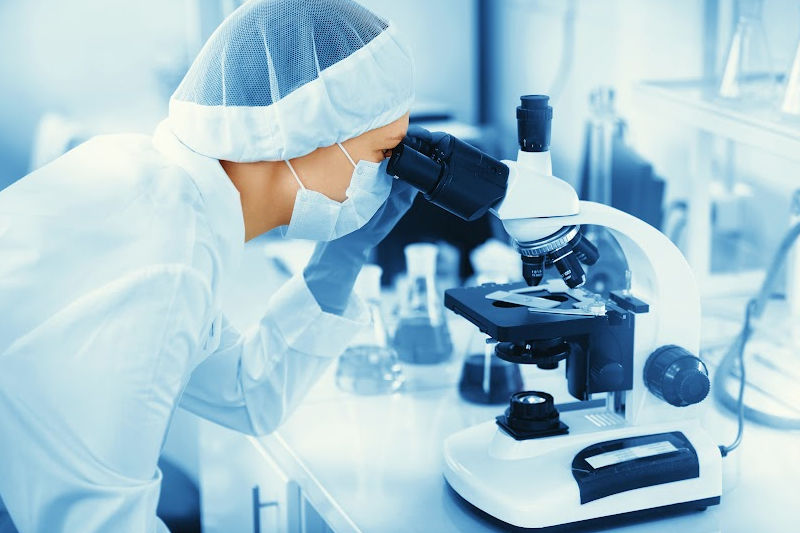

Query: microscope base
[[443, 412, 721, 529]]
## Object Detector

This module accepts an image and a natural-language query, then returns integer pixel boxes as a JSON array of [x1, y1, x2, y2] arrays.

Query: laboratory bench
[[197, 239, 800, 533], [197, 353, 799, 533]]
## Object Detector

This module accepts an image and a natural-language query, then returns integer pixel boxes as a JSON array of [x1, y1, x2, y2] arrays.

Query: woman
[[0, 0, 415, 530]]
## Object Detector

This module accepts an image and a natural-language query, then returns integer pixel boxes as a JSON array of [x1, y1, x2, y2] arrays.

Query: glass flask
[[582, 87, 629, 297], [781, 34, 800, 115], [719, 0, 779, 104], [336, 265, 404, 395], [392, 243, 453, 365]]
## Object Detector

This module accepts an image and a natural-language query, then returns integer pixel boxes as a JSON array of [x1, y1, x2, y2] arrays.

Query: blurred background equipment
[[782, 26, 800, 115], [718, 0, 780, 103]]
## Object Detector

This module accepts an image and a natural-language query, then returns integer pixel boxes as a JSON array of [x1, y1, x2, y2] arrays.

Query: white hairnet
[[169, 0, 414, 162]]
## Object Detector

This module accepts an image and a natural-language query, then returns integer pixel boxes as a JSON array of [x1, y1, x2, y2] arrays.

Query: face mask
[[282, 143, 393, 241]]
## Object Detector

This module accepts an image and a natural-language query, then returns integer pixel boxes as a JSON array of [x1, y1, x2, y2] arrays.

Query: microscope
[[387, 96, 722, 529]]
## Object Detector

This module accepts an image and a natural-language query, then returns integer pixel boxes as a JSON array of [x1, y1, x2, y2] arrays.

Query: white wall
[[0, 0, 192, 187], [359, 0, 479, 123]]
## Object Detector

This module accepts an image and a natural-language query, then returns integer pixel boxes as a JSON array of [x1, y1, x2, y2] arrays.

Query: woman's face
[[289, 112, 410, 202]]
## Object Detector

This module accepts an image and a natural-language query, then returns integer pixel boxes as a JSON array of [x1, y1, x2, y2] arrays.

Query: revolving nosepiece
[[515, 226, 599, 288]]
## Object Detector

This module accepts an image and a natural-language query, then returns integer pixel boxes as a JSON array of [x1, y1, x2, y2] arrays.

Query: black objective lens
[[553, 250, 586, 288], [573, 234, 599, 266], [517, 227, 600, 288], [521, 255, 545, 287]]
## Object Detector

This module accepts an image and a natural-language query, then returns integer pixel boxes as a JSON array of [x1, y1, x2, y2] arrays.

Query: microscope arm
[[520, 200, 702, 426]]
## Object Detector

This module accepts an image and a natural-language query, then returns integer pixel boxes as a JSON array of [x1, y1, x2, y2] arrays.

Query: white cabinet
[[198, 419, 300, 533]]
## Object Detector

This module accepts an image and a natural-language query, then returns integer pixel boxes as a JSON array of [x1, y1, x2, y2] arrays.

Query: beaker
[[719, 0, 779, 104], [392, 243, 453, 365], [459, 334, 523, 405], [336, 265, 404, 395]]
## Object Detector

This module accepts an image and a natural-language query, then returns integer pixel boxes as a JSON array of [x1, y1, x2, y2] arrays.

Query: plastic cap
[[404, 243, 438, 277]]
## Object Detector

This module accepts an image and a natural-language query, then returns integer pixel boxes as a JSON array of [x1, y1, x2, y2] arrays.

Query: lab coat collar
[[152, 120, 245, 279]]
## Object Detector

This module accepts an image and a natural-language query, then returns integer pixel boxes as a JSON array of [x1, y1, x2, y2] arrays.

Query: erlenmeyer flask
[[392, 243, 453, 365], [719, 0, 779, 104], [336, 265, 404, 395], [781, 36, 800, 115]]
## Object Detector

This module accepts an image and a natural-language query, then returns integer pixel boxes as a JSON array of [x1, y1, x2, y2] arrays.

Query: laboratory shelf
[[635, 79, 800, 162]]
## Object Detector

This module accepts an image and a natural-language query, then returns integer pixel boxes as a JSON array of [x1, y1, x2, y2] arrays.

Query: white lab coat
[[0, 122, 368, 532]]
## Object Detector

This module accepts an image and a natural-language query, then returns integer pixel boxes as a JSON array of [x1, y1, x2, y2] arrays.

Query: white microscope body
[[442, 142, 722, 528]]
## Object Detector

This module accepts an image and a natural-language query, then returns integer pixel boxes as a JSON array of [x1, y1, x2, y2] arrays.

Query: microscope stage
[[444, 282, 626, 344]]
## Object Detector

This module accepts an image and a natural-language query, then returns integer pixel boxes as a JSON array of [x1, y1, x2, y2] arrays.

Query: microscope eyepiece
[[385, 142, 441, 195], [517, 95, 553, 152], [386, 126, 509, 222]]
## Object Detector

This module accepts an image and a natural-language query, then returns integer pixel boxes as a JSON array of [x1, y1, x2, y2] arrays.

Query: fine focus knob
[[591, 361, 625, 390], [644, 345, 710, 407]]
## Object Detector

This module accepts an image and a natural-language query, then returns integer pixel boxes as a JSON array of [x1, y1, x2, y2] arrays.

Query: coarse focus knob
[[644, 345, 710, 407]]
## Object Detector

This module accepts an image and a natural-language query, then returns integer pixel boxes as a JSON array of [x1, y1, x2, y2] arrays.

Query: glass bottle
[[392, 243, 453, 365], [719, 0, 778, 105], [582, 87, 629, 297], [335, 265, 404, 395]]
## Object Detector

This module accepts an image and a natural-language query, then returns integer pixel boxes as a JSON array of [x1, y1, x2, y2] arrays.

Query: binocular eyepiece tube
[[386, 126, 509, 222]]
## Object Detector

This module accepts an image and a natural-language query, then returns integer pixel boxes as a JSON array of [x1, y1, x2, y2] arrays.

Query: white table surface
[[251, 362, 799, 533], [227, 239, 800, 533]]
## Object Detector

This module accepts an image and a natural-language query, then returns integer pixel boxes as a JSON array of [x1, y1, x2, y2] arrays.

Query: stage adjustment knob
[[644, 345, 710, 407]]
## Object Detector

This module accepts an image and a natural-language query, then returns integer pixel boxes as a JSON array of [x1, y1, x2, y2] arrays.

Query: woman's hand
[[303, 179, 418, 314]]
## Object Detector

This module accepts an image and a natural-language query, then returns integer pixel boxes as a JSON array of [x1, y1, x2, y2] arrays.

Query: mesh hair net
[[169, 0, 414, 162]]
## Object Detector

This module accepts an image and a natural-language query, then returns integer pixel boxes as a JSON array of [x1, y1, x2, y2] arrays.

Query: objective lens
[[521, 255, 545, 287], [515, 226, 600, 289], [553, 251, 586, 288], [573, 234, 599, 266]]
